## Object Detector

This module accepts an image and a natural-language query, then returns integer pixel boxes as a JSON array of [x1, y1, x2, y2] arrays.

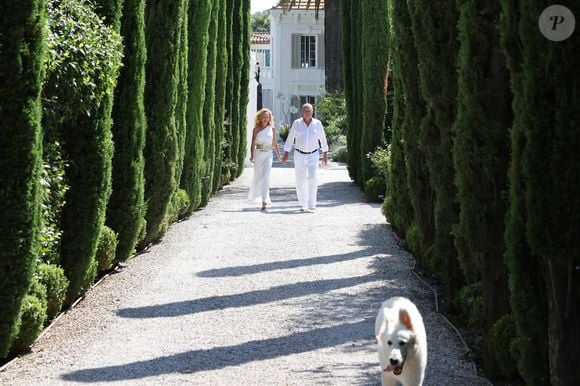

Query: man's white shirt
[[283, 117, 329, 153]]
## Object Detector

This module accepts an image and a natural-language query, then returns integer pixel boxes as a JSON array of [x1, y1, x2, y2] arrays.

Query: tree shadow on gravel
[[117, 273, 378, 319], [61, 319, 375, 383], [196, 248, 375, 278]]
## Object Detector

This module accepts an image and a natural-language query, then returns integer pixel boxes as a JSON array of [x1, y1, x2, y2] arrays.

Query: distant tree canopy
[[251, 11, 270, 32]]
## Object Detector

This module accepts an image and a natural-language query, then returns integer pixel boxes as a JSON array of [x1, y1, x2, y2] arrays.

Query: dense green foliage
[[180, 0, 212, 212], [180, 0, 212, 213], [200, 0, 220, 205], [106, 0, 148, 262], [142, 0, 187, 243], [360, 0, 388, 185], [251, 10, 270, 32], [36, 263, 68, 321], [501, 1, 580, 384], [407, 0, 463, 302], [0, 0, 251, 366], [0, 0, 46, 359], [454, 1, 511, 376], [95, 225, 118, 273], [213, 0, 228, 191], [236, 0, 251, 177], [44, 0, 123, 305]]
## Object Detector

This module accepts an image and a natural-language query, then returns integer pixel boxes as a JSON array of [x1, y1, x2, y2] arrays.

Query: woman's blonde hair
[[254, 108, 274, 127]]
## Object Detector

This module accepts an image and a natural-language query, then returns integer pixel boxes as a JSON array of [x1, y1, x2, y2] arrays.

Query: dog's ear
[[400, 309, 413, 331]]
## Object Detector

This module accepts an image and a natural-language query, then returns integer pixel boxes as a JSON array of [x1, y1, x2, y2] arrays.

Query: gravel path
[[0, 158, 491, 385]]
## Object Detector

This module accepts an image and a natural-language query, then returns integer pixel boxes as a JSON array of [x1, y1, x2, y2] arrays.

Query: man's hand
[[282, 152, 289, 163], [322, 153, 328, 166]]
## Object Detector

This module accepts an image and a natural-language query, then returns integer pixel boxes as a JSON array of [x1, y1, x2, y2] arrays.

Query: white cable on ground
[[404, 246, 493, 386]]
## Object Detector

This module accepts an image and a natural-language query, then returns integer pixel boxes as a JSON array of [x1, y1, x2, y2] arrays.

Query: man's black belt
[[296, 149, 318, 154]]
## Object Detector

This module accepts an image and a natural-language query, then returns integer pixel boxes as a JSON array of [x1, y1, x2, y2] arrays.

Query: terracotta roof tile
[[274, 0, 325, 10], [251, 32, 271, 44]]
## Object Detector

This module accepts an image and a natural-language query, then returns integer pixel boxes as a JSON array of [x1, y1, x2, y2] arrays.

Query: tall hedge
[[173, 1, 189, 196], [200, 0, 219, 206], [223, 0, 235, 182], [0, 0, 46, 359], [502, 1, 580, 384], [105, 0, 147, 261], [407, 0, 462, 302], [235, 0, 251, 176], [387, 0, 434, 264], [212, 0, 227, 192], [43, 0, 123, 305], [360, 0, 388, 185], [340, 0, 363, 185], [180, 0, 212, 212], [383, 2, 412, 236], [143, 0, 187, 242], [454, 0, 511, 376], [500, 2, 548, 383]]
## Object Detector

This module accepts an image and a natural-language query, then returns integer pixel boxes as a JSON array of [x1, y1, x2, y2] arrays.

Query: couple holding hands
[[247, 103, 329, 212]]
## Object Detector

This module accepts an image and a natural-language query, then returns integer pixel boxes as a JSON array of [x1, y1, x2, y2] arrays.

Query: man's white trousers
[[293, 151, 319, 209]]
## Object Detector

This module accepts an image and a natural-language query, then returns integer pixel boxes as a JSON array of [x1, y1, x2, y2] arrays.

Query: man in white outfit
[[282, 103, 329, 212]]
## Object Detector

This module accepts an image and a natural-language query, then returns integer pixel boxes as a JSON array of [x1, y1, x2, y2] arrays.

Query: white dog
[[375, 296, 427, 386]]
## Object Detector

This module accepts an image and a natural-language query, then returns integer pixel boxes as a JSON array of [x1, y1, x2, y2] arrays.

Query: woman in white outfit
[[247, 108, 282, 210], [281, 103, 329, 212]]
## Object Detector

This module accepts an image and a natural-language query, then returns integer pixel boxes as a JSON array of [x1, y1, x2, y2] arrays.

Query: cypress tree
[[0, 0, 46, 359], [388, 0, 434, 264], [360, 0, 388, 185], [500, 1, 548, 383], [229, 0, 243, 179], [383, 1, 413, 236], [235, 0, 251, 176], [454, 0, 511, 377], [339, 0, 354, 179], [200, 0, 219, 206], [173, 1, 189, 195], [212, 0, 227, 192], [143, 0, 187, 242], [510, 2, 580, 383], [223, 0, 235, 181], [180, 0, 212, 212], [105, 0, 147, 261], [341, 0, 363, 185], [45, 0, 123, 305], [408, 0, 462, 302]]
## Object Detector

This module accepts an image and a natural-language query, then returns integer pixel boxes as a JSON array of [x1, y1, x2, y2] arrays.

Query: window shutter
[[317, 34, 325, 68], [291, 34, 301, 68]]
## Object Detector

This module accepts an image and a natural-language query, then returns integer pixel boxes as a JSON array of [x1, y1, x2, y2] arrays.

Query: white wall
[[269, 9, 325, 127]]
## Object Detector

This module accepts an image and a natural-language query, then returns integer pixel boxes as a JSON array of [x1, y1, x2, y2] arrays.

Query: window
[[300, 36, 316, 68], [292, 34, 323, 69], [291, 95, 317, 121], [250, 48, 271, 68]]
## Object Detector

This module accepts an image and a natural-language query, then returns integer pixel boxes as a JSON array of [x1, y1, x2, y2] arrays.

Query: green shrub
[[10, 281, 48, 355], [39, 141, 68, 265], [37, 263, 68, 321], [491, 314, 520, 380], [364, 176, 386, 202], [329, 135, 347, 162], [317, 91, 347, 139], [80, 259, 98, 295], [95, 226, 118, 273], [454, 282, 483, 329], [44, 0, 123, 306], [405, 223, 421, 257], [279, 124, 290, 142]]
